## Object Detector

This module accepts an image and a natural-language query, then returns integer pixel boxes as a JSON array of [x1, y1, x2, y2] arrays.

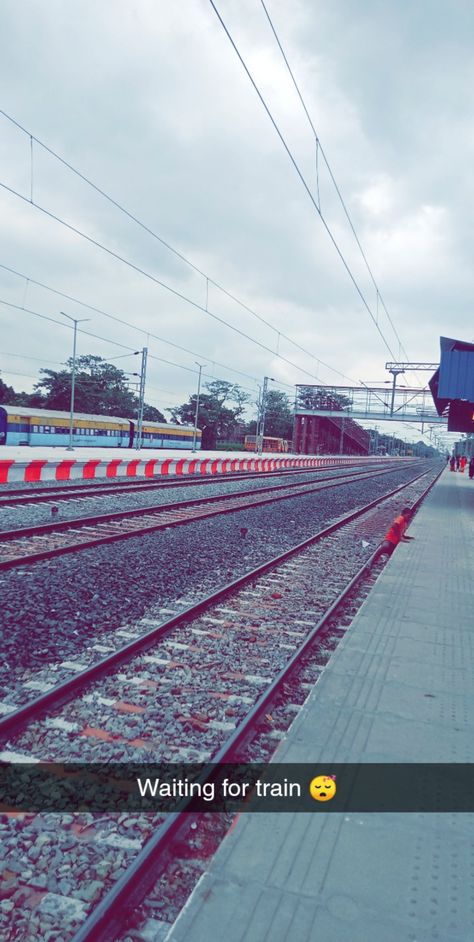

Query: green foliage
[[297, 386, 352, 412], [169, 380, 251, 448], [33, 355, 165, 421], [262, 390, 293, 439], [0, 376, 16, 404]]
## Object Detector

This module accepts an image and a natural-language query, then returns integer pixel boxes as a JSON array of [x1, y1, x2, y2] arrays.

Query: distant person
[[450, 456, 456, 471], [372, 506, 415, 564], [469, 456, 474, 480], [460, 455, 467, 473]]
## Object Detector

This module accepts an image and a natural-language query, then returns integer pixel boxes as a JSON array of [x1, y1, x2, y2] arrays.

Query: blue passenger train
[[0, 405, 201, 449]]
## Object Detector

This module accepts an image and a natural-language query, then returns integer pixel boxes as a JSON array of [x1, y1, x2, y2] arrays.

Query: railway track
[[0, 461, 376, 506], [0, 466, 442, 942], [0, 464, 412, 570]]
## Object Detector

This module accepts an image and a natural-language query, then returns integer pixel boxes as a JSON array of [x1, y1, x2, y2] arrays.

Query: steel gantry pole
[[136, 347, 148, 450], [257, 376, 274, 455], [60, 312, 90, 451], [192, 363, 204, 452]]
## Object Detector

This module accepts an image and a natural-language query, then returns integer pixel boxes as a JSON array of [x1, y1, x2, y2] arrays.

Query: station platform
[[0, 448, 385, 484], [166, 468, 474, 942]]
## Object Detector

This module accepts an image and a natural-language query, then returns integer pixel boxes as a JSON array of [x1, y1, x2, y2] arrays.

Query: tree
[[297, 386, 352, 412], [0, 376, 16, 404], [34, 355, 165, 420], [169, 380, 251, 448], [262, 390, 294, 439]]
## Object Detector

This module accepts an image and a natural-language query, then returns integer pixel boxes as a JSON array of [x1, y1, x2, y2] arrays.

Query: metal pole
[[136, 347, 148, 450], [257, 376, 269, 455], [255, 385, 262, 453], [60, 312, 90, 451], [292, 386, 297, 453], [339, 416, 345, 454], [389, 368, 404, 416], [192, 363, 204, 452], [390, 372, 397, 415], [69, 320, 78, 450]]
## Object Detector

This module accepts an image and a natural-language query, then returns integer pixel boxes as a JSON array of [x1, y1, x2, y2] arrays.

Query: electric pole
[[192, 362, 204, 452], [256, 376, 274, 455], [136, 346, 148, 450], [60, 311, 90, 451]]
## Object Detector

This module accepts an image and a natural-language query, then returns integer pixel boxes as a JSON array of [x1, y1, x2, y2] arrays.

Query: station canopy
[[429, 337, 474, 432]]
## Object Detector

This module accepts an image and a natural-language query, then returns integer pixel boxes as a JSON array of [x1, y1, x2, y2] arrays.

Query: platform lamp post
[[60, 312, 90, 450], [192, 362, 204, 452]]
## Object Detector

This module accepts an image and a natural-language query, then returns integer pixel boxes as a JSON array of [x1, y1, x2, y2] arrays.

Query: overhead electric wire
[[0, 109, 357, 386], [0, 351, 64, 365], [0, 262, 260, 387], [0, 262, 288, 392], [0, 180, 343, 387], [0, 369, 42, 382], [258, 0, 410, 366], [0, 297, 261, 397], [0, 298, 136, 352], [208, 0, 400, 363]]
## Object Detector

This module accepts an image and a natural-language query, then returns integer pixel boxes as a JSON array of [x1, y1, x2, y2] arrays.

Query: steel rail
[[0, 460, 377, 505], [0, 464, 398, 539], [70, 465, 443, 942], [0, 467, 436, 742], [0, 465, 411, 571]]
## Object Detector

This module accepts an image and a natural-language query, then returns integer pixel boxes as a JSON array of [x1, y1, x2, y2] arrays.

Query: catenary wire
[[258, 0, 410, 365], [0, 296, 259, 396], [207, 0, 399, 362], [0, 262, 265, 387], [0, 180, 338, 386], [0, 107, 356, 383]]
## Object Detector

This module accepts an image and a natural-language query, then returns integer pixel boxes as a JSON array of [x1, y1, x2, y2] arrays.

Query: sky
[[1, 0, 473, 448]]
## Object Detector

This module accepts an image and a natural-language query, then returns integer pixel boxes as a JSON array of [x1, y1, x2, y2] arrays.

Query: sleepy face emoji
[[309, 775, 336, 802]]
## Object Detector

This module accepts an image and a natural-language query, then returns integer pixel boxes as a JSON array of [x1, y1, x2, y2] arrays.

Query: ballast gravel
[[0, 465, 380, 531], [0, 462, 438, 696]]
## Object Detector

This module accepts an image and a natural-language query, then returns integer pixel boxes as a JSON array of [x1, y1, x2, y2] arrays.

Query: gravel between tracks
[[0, 463, 440, 942], [0, 465, 380, 531], [0, 462, 437, 698]]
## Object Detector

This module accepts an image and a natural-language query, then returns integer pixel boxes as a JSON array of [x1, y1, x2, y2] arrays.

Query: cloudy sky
[[1, 0, 472, 446]]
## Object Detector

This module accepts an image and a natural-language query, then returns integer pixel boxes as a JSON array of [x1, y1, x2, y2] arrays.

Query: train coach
[[0, 405, 201, 449], [244, 435, 290, 453]]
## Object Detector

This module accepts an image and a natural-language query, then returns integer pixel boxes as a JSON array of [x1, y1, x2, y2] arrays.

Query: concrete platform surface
[[166, 469, 474, 942]]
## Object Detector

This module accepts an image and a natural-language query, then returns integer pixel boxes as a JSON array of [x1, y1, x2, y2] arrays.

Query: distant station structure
[[293, 388, 370, 455], [429, 336, 474, 433], [293, 335, 474, 456]]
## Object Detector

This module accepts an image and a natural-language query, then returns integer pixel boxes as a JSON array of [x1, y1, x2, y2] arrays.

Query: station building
[[293, 386, 370, 455], [429, 336, 474, 435]]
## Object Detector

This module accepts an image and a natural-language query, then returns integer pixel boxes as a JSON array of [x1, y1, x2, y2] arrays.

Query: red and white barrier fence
[[0, 452, 394, 485]]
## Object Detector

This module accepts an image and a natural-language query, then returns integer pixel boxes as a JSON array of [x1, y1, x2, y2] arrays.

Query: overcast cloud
[[1, 0, 473, 445]]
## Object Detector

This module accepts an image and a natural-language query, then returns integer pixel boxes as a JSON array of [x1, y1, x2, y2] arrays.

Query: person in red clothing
[[372, 506, 415, 563]]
